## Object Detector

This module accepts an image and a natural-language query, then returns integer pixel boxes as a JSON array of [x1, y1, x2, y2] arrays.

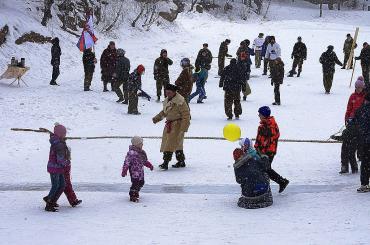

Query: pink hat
[[355, 78, 365, 89], [54, 123, 67, 138]]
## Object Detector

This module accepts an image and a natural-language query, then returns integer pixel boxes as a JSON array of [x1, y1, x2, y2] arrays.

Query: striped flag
[[76, 13, 98, 51]]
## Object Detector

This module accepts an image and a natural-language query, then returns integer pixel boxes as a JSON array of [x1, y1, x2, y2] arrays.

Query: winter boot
[[156, 96, 160, 102], [43, 196, 59, 207], [122, 100, 128, 105], [341, 66, 346, 69], [71, 199, 82, 207], [227, 116, 233, 120], [243, 96, 247, 101], [357, 185, 370, 193], [339, 166, 349, 174], [272, 102, 281, 106], [103, 82, 108, 92], [84, 87, 91, 91], [159, 152, 172, 170], [278, 179, 289, 193], [116, 98, 124, 103], [297, 71, 301, 77], [45, 202, 58, 212], [287, 71, 294, 77], [172, 150, 186, 168]]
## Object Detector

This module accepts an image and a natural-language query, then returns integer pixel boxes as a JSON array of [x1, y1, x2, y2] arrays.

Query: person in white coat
[[265, 36, 281, 76], [253, 33, 265, 68]]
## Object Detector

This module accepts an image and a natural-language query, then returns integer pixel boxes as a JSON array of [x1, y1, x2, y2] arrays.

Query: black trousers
[[360, 144, 370, 186], [51, 65, 60, 83], [274, 83, 280, 104], [267, 155, 286, 185], [341, 140, 358, 172]]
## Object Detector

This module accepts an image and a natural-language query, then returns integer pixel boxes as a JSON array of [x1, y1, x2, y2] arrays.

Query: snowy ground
[[1, 1, 370, 244]]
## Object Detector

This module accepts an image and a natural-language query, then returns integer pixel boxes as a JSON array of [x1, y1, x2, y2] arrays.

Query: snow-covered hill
[[1, 0, 370, 244]]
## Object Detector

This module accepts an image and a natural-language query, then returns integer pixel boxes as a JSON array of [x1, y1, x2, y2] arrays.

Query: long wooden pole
[[10, 128, 342, 144], [346, 27, 359, 70]]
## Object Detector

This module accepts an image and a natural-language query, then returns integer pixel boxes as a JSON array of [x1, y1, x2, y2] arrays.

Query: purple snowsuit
[[122, 145, 153, 198]]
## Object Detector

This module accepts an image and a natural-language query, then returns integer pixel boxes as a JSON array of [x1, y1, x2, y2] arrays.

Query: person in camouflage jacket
[[154, 49, 173, 101], [342, 33, 357, 69], [127, 65, 145, 115], [288, 36, 307, 77], [319, 45, 343, 94], [113, 48, 130, 103], [218, 39, 231, 76], [82, 47, 96, 91]]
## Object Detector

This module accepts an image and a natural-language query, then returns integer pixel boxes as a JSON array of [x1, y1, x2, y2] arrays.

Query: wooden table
[[0, 65, 30, 87]]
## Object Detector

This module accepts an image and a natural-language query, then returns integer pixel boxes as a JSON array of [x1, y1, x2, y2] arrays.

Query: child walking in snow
[[122, 136, 153, 202], [44, 124, 70, 212]]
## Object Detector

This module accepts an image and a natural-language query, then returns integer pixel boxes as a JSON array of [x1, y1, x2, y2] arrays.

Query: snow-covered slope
[[1, 1, 370, 244]]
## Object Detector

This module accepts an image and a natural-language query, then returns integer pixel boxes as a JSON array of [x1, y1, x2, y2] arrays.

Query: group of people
[[44, 32, 370, 211]]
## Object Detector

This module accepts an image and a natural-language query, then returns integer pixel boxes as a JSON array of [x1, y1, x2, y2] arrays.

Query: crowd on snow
[[42, 33, 370, 211]]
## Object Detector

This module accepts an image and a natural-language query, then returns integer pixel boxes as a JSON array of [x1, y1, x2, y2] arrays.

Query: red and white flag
[[77, 12, 98, 51]]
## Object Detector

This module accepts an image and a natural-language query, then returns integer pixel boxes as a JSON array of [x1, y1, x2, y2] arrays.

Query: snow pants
[[255, 50, 262, 68], [156, 77, 169, 97], [323, 72, 334, 93], [274, 83, 281, 104], [218, 56, 225, 76], [64, 166, 78, 205], [51, 65, 60, 83], [224, 91, 242, 118], [360, 143, 370, 186], [341, 139, 358, 173], [47, 173, 65, 203], [267, 155, 286, 185], [292, 57, 304, 73], [128, 91, 139, 114], [84, 71, 94, 89], [129, 178, 144, 198]]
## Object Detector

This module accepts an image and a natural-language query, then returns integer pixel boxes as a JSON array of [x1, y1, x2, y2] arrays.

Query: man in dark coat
[[82, 47, 96, 91], [342, 33, 357, 69], [113, 48, 130, 103], [288, 36, 307, 77], [319, 45, 343, 94], [154, 49, 173, 101], [219, 58, 243, 120], [218, 39, 231, 76], [100, 41, 117, 92], [271, 58, 284, 105], [195, 43, 213, 74], [350, 93, 370, 192], [50, 37, 61, 85], [262, 36, 272, 76], [127, 65, 145, 115], [355, 42, 370, 87], [236, 40, 254, 101]]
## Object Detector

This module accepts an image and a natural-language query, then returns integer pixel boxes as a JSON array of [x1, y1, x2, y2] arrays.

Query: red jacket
[[254, 116, 280, 156], [345, 91, 366, 122]]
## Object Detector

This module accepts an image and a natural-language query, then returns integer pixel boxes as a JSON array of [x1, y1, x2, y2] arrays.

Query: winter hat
[[225, 39, 231, 43], [160, 49, 167, 56], [109, 41, 115, 46], [233, 148, 244, 161], [203, 43, 208, 47], [258, 33, 264, 37], [297, 36, 302, 40], [180, 58, 190, 67], [137, 64, 145, 74], [239, 137, 252, 149], [131, 136, 143, 147], [230, 58, 237, 65], [52, 37, 59, 45], [117, 48, 125, 56], [165, 83, 178, 92], [54, 123, 67, 138], [327, 45, 334, 51], [258, 106, 271, 117], [355, 77, 365, 89], [244, 39, 250, 46]]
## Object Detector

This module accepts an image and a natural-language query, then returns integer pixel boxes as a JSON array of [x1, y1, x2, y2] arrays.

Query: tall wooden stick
[[346, 27, 359, 70], [349, 59, 357, 88]]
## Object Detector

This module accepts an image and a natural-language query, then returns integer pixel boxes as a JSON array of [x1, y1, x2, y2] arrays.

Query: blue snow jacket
[[234, 150, 271, 197]]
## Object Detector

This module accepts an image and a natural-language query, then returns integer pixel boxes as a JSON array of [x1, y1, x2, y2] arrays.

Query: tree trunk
[[41, 0, 54, 26], [320, 1, 323, 17]]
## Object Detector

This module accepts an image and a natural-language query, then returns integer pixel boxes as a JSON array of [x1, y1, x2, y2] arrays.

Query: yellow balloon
[[223, 123, 241, 142]]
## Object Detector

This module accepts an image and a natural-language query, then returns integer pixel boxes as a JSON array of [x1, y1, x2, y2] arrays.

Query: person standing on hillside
[[218, 39, 232, 76], [355, 42, 370, 88], [175, 58, 193, 102], [265, 36, 281, 78], [152, 84, 191, 170], [100, 41, 117, 92], [82, 47, 96, 91], [319, 45, 343, 94], [271, 57, 284, 106], [219, 58, 243, 120], [127, 65, 145, 115], [342, 33, 357, 69], [254, 106, 289, 193], [50, 37, 61, 86], [113, 49, 130, 104], [288, 36, 307, 77], [253, 33, 265, 69], [154, 49, 173, 102]]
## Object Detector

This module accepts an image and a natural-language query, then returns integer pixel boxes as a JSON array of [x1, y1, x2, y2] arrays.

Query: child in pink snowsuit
[[122, 136, 153, 202]]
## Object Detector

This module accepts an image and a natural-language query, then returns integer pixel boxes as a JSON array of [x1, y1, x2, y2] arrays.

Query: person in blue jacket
[[233, 137, 273, 209]]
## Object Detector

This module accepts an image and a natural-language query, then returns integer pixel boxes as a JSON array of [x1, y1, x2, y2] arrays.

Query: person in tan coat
[[175, 58, 193, 102], [152, 84, 191, 170]]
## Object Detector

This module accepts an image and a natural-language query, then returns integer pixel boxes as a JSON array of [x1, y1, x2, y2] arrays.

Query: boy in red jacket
[[254, 106, 289, 193]]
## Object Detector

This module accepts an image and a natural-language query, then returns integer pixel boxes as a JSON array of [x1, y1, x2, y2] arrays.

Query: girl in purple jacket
[[122, 136, 153, 202], [44, 124, 70, 212]]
